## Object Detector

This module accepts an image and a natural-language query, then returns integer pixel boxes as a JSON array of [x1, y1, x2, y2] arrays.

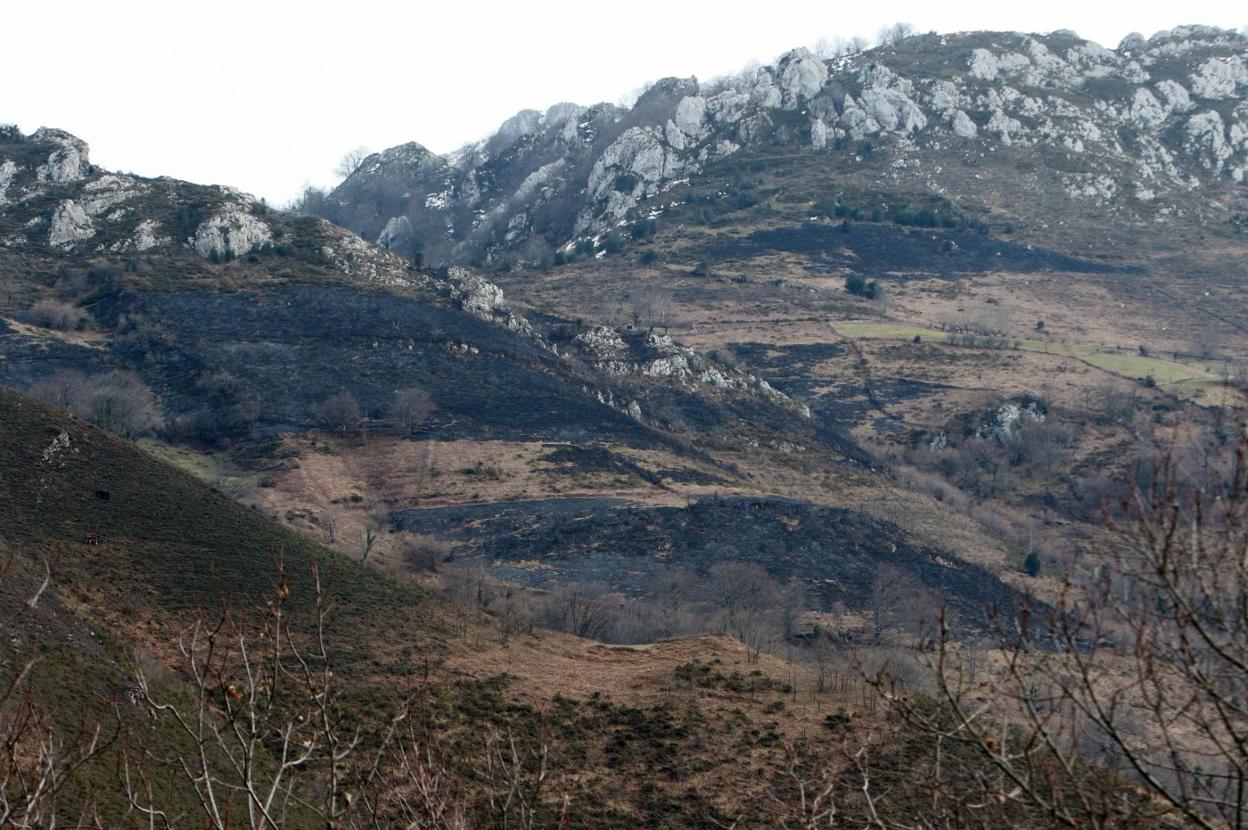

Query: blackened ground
[[724, 341, 947, 431], [699, 222, 1143, 276], [539, 444, 730, 486], [1, 283, 864, 464], [395, 495, 1024, 629], [6, 284, 662, 446]]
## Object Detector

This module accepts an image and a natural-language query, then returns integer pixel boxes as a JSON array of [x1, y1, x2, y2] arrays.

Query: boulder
[[810, 119, 829, 149], [776, 48, 828, 106], [951, 110, 978, 138], [968, 49, 1000, 81], [376, 215, 414, 251], [859, 88, 927, 133]]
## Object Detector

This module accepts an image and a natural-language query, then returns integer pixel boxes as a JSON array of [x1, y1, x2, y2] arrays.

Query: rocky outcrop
[[376, 215, 414, 251], [776, 48, 828, 106], [449, 267, 504, 316], [567, 326, 807, 416], [32, 128, 91, 184], [1191, 56, 1248, 99], [192, 207, 272, 259], [0, 160, 17, 205], [115, 219, 168, 252], [48, 200, 94, 247]]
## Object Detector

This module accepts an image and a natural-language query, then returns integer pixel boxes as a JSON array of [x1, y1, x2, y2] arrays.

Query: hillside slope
[[0, 387, 1168, 827]]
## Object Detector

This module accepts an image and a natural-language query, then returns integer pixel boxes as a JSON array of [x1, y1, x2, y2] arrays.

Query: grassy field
[[831, 320, 1240, 406]]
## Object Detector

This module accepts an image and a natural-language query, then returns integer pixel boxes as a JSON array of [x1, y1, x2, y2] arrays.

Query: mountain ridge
[[307, 24, 1248, 267]]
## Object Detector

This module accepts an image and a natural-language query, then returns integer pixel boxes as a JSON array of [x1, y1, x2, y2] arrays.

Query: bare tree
[[865, 564, 917, 645], [334, 146, 371, 180], [632, 288, 674, 333], [29, 369, 85, 410], [846, 35, 870, 53], [323, 506, 342, 546], [811, 36, 868, 59], [777, 580, 808, 640], [319, 390, 361, 437], [876, 22, 915, 46], [551, 582, 614, 639], [705, 561, 782, 660], [389, 387, 435, 435], [877, 438, 1248, 829]]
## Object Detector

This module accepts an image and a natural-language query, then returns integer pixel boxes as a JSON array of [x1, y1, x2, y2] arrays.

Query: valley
[[2, 20, 1248, 827]]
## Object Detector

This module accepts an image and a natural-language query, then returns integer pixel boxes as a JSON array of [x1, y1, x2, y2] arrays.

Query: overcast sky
[[4, 0, 1243, 203]]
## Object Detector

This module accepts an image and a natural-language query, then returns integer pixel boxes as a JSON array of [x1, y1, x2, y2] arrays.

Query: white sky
[[4, 0, 1243, 204]]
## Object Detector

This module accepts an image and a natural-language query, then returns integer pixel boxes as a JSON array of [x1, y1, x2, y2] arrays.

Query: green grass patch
[[832, 321, 1234, 405]]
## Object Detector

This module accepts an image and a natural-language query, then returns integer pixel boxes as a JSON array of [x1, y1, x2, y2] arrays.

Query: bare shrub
[[404, 535, 452, 572], [489, 589, 538, 645], [0, 552, 115, 825], [27, 300, 91, 331], [30, 369, 162, 438]]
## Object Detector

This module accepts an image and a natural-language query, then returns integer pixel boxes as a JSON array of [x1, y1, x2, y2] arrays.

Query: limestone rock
[[986, 109, 1024, 145], [859, 87, 927, 133], [1155, 80, 1193, 114], [968, 49, 1000, 81], [1191, 57, 1248, 99], [48, 200, 94, 247], [810, 119, 828, 149], [839, 96, 881, 140], [929, 80, 965, 112], [1129, 88, 1166, 129], [776, 48, 828, 106], [951, 110, 978, 138], [80, 175, 142, 216], [575, 326, 628, 359], [32, 128, 90, 184], [750, 71, 782, 108], [706, 89, 750, 123], [376, 215, 414, 250], [1185, 110, 1231, 171], [192, 207, 272, 258], [447, 267, 506, 316], [108, 219, 169, 253], [0, 160, 17, 205], [673, 96, 708, 137]]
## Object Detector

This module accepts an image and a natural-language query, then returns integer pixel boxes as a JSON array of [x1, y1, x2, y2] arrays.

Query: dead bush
[[27, 300, 92, 331]]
